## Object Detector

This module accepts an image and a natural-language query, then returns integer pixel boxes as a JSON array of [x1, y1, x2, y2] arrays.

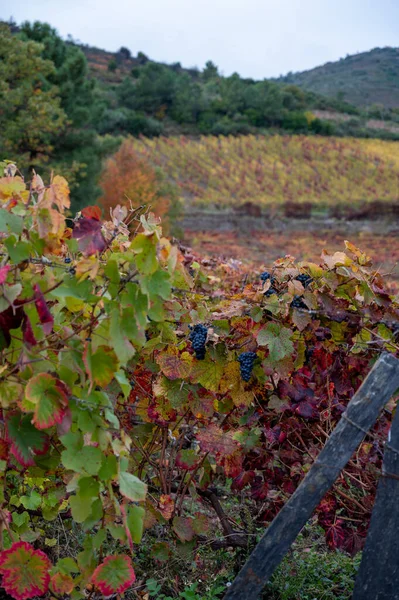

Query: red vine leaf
[[21, 315, 37, 347], [91, 555, 136, 596], [81, 205, 102, 221], [158, 494, 174, 520], [72, 217, 106, 256], [0, 541, 51, 600], [33, 285, 53, 335], [323, 519, 346, 550]]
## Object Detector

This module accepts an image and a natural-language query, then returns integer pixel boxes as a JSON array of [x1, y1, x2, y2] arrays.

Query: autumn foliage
[[98, 138, 171, 226]]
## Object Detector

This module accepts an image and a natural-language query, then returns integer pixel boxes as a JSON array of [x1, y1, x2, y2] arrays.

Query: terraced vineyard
[[133, 135, 399, 211]]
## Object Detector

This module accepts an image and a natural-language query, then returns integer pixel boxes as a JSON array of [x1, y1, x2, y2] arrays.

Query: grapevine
[[0, 163, 397, 598]]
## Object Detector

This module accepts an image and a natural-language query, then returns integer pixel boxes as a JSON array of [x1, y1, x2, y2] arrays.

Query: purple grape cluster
[[290, 295, 307, 309], [238, 352, 257, 381], [189, 324, 208, 360], [260, 271, 276, 283], [295, 273, 312, 288], [264, 287, 277, 297]]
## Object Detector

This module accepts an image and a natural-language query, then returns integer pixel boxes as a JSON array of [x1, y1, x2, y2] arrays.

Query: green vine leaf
[[119, 471, 147, 502], [5, 413, 49, 467], [83, 345, 119, 387], [257, 323, 294, 361]]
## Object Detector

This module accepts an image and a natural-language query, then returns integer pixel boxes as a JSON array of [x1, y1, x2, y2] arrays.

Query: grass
[[137, 523, 361, 599], [264, 524, 361, 600]]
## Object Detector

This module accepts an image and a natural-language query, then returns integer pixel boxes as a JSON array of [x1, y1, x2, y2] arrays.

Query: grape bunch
[[264, 287, 277, 297], [189, 324, 208, 360], [260, 271, 276, 283], [290, 295, 307, 309], [238, 352, 257, 382], [295, 273, 312, 288]]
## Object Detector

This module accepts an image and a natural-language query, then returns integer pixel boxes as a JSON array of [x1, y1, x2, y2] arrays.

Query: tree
[[118, 46, 131, 60], [19, 20, 111, 210], [202, 60, 219, 81], [98, 138, 174, 231], [108, 58, 117, 72], [0, 24, 66, 167]]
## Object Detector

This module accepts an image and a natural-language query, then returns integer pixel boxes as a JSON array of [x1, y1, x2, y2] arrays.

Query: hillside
[[278, 47, 399, 109], [132, 135, 399, 216]]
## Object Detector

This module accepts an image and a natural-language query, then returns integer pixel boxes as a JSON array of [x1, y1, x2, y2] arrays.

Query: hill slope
[[278, 47, 399, 109], [132, 135, 399, 215]]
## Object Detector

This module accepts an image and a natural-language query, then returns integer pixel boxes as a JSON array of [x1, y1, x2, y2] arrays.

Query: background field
[[132, 134, 399, 212]]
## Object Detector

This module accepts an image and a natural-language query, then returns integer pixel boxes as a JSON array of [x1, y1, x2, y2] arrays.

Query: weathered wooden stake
[[225, 353, 399, 600], [353, 392, 399, 599]]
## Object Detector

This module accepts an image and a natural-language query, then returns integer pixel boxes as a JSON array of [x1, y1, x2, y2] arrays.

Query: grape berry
[[264, 287, 277, 297], [290, 295, 307, 309], [260, 271, 276, 284], [295, 273, 312, 288], [189, 324, 208, 360], [238, 352, 257, 381]]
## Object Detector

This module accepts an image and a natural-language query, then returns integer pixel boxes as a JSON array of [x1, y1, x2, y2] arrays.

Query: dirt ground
[[183, 220, 399, 285]]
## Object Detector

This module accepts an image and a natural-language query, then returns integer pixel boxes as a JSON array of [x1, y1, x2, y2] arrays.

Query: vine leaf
[[91, 555, 136, 596], [156, 348, 192, 381], [190, 357, 224, 392], [192, 512, 211, 535], [158, 494, 174, 520], [50, 572, 74, 595], [83, 345, 119, 387], [172, 516, 194, 542], [196, 424, 243, 477], [219, 361, 254, 407], [23, 374, 69, 429], [72, 216, 106, 256], [81, 205, 102, 220], [0, 541, 51, 600], [46, 175, 70, 211], [151, 541, 171, 562], [175, 449, 201, 471], [5, 413, 49, 467], [33, 284, 53, 335], [257, 323, 294, 362], [324, 518, 346, 549], [21, 315, 37, 347], [130, 233, 158, 274], [119, 471, 147, 502]]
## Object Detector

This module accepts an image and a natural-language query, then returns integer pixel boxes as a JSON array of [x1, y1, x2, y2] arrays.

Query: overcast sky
[[3, 0, 399, 79]]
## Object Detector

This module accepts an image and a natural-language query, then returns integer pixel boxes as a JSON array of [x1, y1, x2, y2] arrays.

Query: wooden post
[[225, 353, 399, 600], [352, 395, 399, 599]]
